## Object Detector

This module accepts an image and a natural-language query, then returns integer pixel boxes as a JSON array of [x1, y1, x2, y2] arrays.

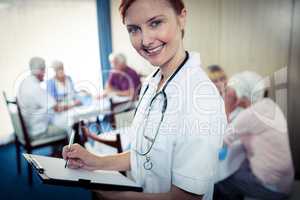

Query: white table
[[52, 96, 133, 130]]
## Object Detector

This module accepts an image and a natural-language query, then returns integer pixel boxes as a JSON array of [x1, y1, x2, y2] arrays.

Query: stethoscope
[[134, 52, 189, 170]]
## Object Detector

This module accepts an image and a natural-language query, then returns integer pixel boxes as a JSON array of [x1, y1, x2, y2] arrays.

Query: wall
[[110, 0, 293, 77], [288, 0, 300, 179], [0, 0, 101, 144], [110, 0, 292, 117]]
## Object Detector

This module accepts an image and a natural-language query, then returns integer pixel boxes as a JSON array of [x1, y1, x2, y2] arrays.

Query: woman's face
[[55, 67, 65, 80], [124, 0, 186, 67], [212, 75, 227, 95]]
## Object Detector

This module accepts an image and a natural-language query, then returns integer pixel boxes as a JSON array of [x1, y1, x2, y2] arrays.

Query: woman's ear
[[178, 8, 187, 31]]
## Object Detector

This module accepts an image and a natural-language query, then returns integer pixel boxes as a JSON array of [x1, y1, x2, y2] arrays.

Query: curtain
[[96, 0, 112, 87]]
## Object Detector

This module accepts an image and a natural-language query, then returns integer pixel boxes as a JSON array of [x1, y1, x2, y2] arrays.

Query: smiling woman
[[62, 0, 227, 200], [121, 0, 186, 79]]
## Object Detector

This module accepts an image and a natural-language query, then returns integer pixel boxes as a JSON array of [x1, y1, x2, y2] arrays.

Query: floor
[[0, 143, 91, 200]]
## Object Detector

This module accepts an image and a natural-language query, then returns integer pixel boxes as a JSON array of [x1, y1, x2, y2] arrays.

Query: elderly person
[[100, 53, 141, 99], [207, 65, 228, 97], [214, 71, 294, 200], [47, 60, 80, 106], [17, 57, 72, 139]]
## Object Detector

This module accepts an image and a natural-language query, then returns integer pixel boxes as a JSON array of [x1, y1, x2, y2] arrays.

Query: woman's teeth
[[145, 44, 164, 54]]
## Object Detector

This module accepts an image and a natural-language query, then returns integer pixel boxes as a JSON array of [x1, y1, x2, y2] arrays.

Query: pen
[[65, 131, 75, 168]]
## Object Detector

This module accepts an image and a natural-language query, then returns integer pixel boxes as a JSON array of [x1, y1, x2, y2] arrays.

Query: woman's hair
[[228, 71, 266, 104], [119, 0, 185, 37], [119, 0, 185, 23], [207, 65, 227, 82]]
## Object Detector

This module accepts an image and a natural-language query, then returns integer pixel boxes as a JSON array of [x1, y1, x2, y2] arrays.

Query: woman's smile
[[143, 43, 166, 57]]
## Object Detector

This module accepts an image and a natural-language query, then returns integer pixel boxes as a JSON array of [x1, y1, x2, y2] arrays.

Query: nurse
[[62, 0, 227, 199]]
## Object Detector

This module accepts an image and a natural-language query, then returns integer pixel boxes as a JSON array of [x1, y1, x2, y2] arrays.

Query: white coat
[[130, 52, 227, 199]]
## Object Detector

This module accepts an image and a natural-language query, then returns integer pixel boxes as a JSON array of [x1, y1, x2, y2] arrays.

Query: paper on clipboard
[[23, 154, 142, 192]]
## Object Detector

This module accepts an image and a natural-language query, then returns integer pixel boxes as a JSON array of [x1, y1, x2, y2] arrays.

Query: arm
[[102, 73, 136, 98], [46, 79, 57, 99], [224, 103, 264, 145], [110, 87, 134, 97], [62, 144, 130, 171], [96, 185, 202, 200]]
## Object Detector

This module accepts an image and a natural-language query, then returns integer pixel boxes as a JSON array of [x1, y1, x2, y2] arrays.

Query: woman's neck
[[56, 76, 65, 83], [159, 48, 186, 82]]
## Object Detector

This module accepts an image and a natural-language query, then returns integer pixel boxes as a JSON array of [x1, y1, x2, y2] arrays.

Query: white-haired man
[[214, 71, 294, 200], [17, 57, 70, 139]]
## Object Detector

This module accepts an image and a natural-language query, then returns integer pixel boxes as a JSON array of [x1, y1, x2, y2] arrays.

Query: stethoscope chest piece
[[143, 156, 153, 170]]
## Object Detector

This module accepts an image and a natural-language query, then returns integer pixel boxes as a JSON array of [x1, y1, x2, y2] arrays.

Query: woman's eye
[[127, 26, 140, 35], [150, 20, 161, 28]]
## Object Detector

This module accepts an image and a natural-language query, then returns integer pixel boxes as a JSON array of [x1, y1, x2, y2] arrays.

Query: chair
[[83, 99, 137, 153], [2, 92, 68, 184], [82, 125, 123, 154], [109, 98, 138, 129]]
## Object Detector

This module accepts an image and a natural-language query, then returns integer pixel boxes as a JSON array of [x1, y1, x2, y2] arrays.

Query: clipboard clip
[[28, 155, 44, 174], [78, 179, 91, 184]]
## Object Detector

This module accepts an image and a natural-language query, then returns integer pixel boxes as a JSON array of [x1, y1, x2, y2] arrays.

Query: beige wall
[[110, 0, 293, 78], [110, 0, 292, 117]]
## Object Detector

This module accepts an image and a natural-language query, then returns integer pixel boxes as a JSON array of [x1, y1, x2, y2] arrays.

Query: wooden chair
[[108, 98, 138, 129], [3, 92, 68, 184], [84, 99, 137, 153], [81, 125, 123, 154]]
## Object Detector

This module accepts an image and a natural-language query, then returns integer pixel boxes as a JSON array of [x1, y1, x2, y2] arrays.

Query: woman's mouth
[[143, 44, 165, 56]]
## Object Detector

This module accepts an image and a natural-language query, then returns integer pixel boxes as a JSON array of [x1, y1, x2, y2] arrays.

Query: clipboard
[[23, 154, 143, 192]]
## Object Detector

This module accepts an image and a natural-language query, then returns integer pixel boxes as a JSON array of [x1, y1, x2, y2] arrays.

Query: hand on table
[[73, 99, 82, 106]]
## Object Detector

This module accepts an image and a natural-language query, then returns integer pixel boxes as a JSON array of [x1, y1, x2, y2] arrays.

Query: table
[[52, 96, 133, 130]]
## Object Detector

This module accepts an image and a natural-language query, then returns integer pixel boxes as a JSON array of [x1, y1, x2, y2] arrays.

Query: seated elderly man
[[214, 71, 294, 200], [99, 53, 141, 100], [17, 57, 75, 139]]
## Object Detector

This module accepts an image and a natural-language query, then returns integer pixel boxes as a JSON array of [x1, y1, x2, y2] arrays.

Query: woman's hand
[[73, 99, 82, 107], [62, 143, 100, 170]]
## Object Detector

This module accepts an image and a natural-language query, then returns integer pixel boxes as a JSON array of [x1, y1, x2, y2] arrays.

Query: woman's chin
[[141, 54, 163, 66]]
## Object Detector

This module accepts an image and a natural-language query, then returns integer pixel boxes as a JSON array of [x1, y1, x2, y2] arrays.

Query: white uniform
[[130, 52, 227, 199], [17, 75, 56, 137]]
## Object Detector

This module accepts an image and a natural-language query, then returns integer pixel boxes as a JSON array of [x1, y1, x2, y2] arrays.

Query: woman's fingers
[[62, 143, 96, 170], [67, 144, 86, 159], [62, 145, 71, 160], [67, 158, 84, 169]]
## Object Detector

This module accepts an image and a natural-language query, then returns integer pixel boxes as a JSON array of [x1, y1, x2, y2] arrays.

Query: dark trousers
[[213, 161, 289, 200]]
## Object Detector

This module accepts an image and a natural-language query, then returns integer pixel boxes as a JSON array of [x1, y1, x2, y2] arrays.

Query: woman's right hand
[[62, 143, 100, 171]]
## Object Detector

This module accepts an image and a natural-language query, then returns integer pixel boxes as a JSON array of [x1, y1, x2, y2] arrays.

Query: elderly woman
[[214, 71, 294, 200], [100, 53, 141, 99], [47, 60, 79, 105]]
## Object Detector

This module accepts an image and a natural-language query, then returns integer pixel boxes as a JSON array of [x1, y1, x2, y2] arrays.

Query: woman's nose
[[141, 29, 155, 47]]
